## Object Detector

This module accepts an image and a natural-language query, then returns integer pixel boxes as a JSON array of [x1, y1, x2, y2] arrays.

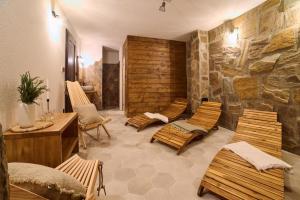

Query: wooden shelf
[[62, 137, 79, 161], [4, 113, 79, 167]]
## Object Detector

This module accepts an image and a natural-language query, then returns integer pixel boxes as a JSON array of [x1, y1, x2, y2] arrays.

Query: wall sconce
[[224, 20, 239, 47], [52, 10, 59, 18], [159, 1, 166, 12], [226, 27, 239, 47], [159, 0, 172, 12], [51, 0, 59, 18]]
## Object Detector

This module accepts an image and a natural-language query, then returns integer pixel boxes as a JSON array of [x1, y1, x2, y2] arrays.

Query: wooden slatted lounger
[[125, 98, 188, 132], [66, 81, 111, 149], [150, 101, 222, 155], [198, 109, 284, 200]]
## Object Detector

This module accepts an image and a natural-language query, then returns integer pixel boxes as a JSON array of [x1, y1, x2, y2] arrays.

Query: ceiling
[[58, 0, 265, 50]]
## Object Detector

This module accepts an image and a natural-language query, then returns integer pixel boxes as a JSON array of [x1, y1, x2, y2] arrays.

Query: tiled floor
[[79, 110, 300, 200]]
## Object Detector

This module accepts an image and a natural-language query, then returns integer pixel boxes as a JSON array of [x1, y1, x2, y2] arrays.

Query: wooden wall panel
[[124, 36, 187, 117]]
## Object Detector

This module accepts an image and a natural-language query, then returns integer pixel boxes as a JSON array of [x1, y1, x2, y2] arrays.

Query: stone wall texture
[[208, 0, 300, 154], [186, 30, 209, 112], [80, 61, 103, 110]]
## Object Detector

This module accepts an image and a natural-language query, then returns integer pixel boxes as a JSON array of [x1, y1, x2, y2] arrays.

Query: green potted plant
[[17, 72, 47, 128]]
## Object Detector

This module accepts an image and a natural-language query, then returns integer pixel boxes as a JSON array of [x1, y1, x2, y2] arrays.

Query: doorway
[[64, 29, 77, 112], [102, 63, 120, 109]]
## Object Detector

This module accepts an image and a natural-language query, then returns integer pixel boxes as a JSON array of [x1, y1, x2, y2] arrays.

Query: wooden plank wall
[[124, 36, 187, 117]]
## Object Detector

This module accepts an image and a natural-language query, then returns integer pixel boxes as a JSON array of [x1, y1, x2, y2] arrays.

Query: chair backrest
[[187, 101, 222, 130], [243, 109, 277, 122], [160, 98, 188, 120], [66, 81, 91, 109], [234, 109, 282, 157]]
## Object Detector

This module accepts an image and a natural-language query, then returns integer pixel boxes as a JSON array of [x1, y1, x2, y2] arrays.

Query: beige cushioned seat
[[8, 162, 86, 200], [75, 103, 103, 125]]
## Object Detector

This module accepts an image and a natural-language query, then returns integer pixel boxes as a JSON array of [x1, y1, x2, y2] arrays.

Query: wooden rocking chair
[[66, 81, 111, 149]]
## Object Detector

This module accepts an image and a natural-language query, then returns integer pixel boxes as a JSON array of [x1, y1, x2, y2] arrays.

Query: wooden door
[[65, 29, 77, 112], [103, 64, 120, 109]]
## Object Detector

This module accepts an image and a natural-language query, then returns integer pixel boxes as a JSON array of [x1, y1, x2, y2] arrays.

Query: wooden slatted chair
[[198, 109, 284, 200], [66, 81, 111, 149], [56, 154, 105, 200], [150, 101, 222, 155], [125, 98, 188, 132], [9, 154, 105, 200]]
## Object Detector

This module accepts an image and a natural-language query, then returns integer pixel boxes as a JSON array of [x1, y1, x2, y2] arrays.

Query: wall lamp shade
[[225, 27, 239, 47], [159, 2, 166, 12]]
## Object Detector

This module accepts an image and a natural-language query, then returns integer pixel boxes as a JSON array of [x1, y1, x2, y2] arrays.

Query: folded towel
[[144, 112, 168, 123], [171, 120, 207, 133], [224, 141, 292, 171]]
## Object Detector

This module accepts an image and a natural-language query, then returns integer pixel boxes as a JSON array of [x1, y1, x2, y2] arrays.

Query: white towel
[[224, 141, 292, 171], [144, 112, 168, 123]]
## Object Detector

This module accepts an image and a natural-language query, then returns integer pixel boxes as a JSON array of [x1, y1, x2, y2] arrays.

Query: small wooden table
[[4, 113, 79, 168]]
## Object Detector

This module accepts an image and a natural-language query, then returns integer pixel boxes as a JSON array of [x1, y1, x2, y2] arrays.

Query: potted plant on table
[[17, 72, 47, 128]]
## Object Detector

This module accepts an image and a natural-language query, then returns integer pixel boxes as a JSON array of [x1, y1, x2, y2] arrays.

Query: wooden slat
[[85, 161, 99, 195], [82, 161, 95, 187], [56, 155, 80, 172]]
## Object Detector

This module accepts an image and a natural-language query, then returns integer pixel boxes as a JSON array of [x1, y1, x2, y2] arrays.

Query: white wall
[[81, 42, 102, 67], [0, 0, 80, 130]]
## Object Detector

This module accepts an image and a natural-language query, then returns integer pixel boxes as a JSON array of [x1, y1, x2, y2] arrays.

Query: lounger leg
[[150, 137, 155, 143], [79, 129, 87, 149], [198, 186, 205, 197], [102, 124, 111, 138], [97, 162, 106, 196], [177, 147, 184, 155], [213, 125, 219, 130]]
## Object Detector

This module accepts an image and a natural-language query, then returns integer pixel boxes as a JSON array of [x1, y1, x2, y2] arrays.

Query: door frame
[[64, 29, 77, 112], [65, 29, 78, 81], [102, 63, 120, 109]]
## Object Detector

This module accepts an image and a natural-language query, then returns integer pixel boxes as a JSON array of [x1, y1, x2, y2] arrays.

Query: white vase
[[17, 103, 36, 128]]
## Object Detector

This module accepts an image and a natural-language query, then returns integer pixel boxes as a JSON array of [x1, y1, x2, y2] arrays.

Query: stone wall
[[186, 30, 209, 112], [79, 60, 103, 110], [208, 0, 300, 154]]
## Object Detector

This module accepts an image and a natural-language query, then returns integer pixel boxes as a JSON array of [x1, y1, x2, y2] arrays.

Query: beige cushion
[[224, 142, 291, 171], [75, 104, 102, 125], [8, 162, 86, 200]]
